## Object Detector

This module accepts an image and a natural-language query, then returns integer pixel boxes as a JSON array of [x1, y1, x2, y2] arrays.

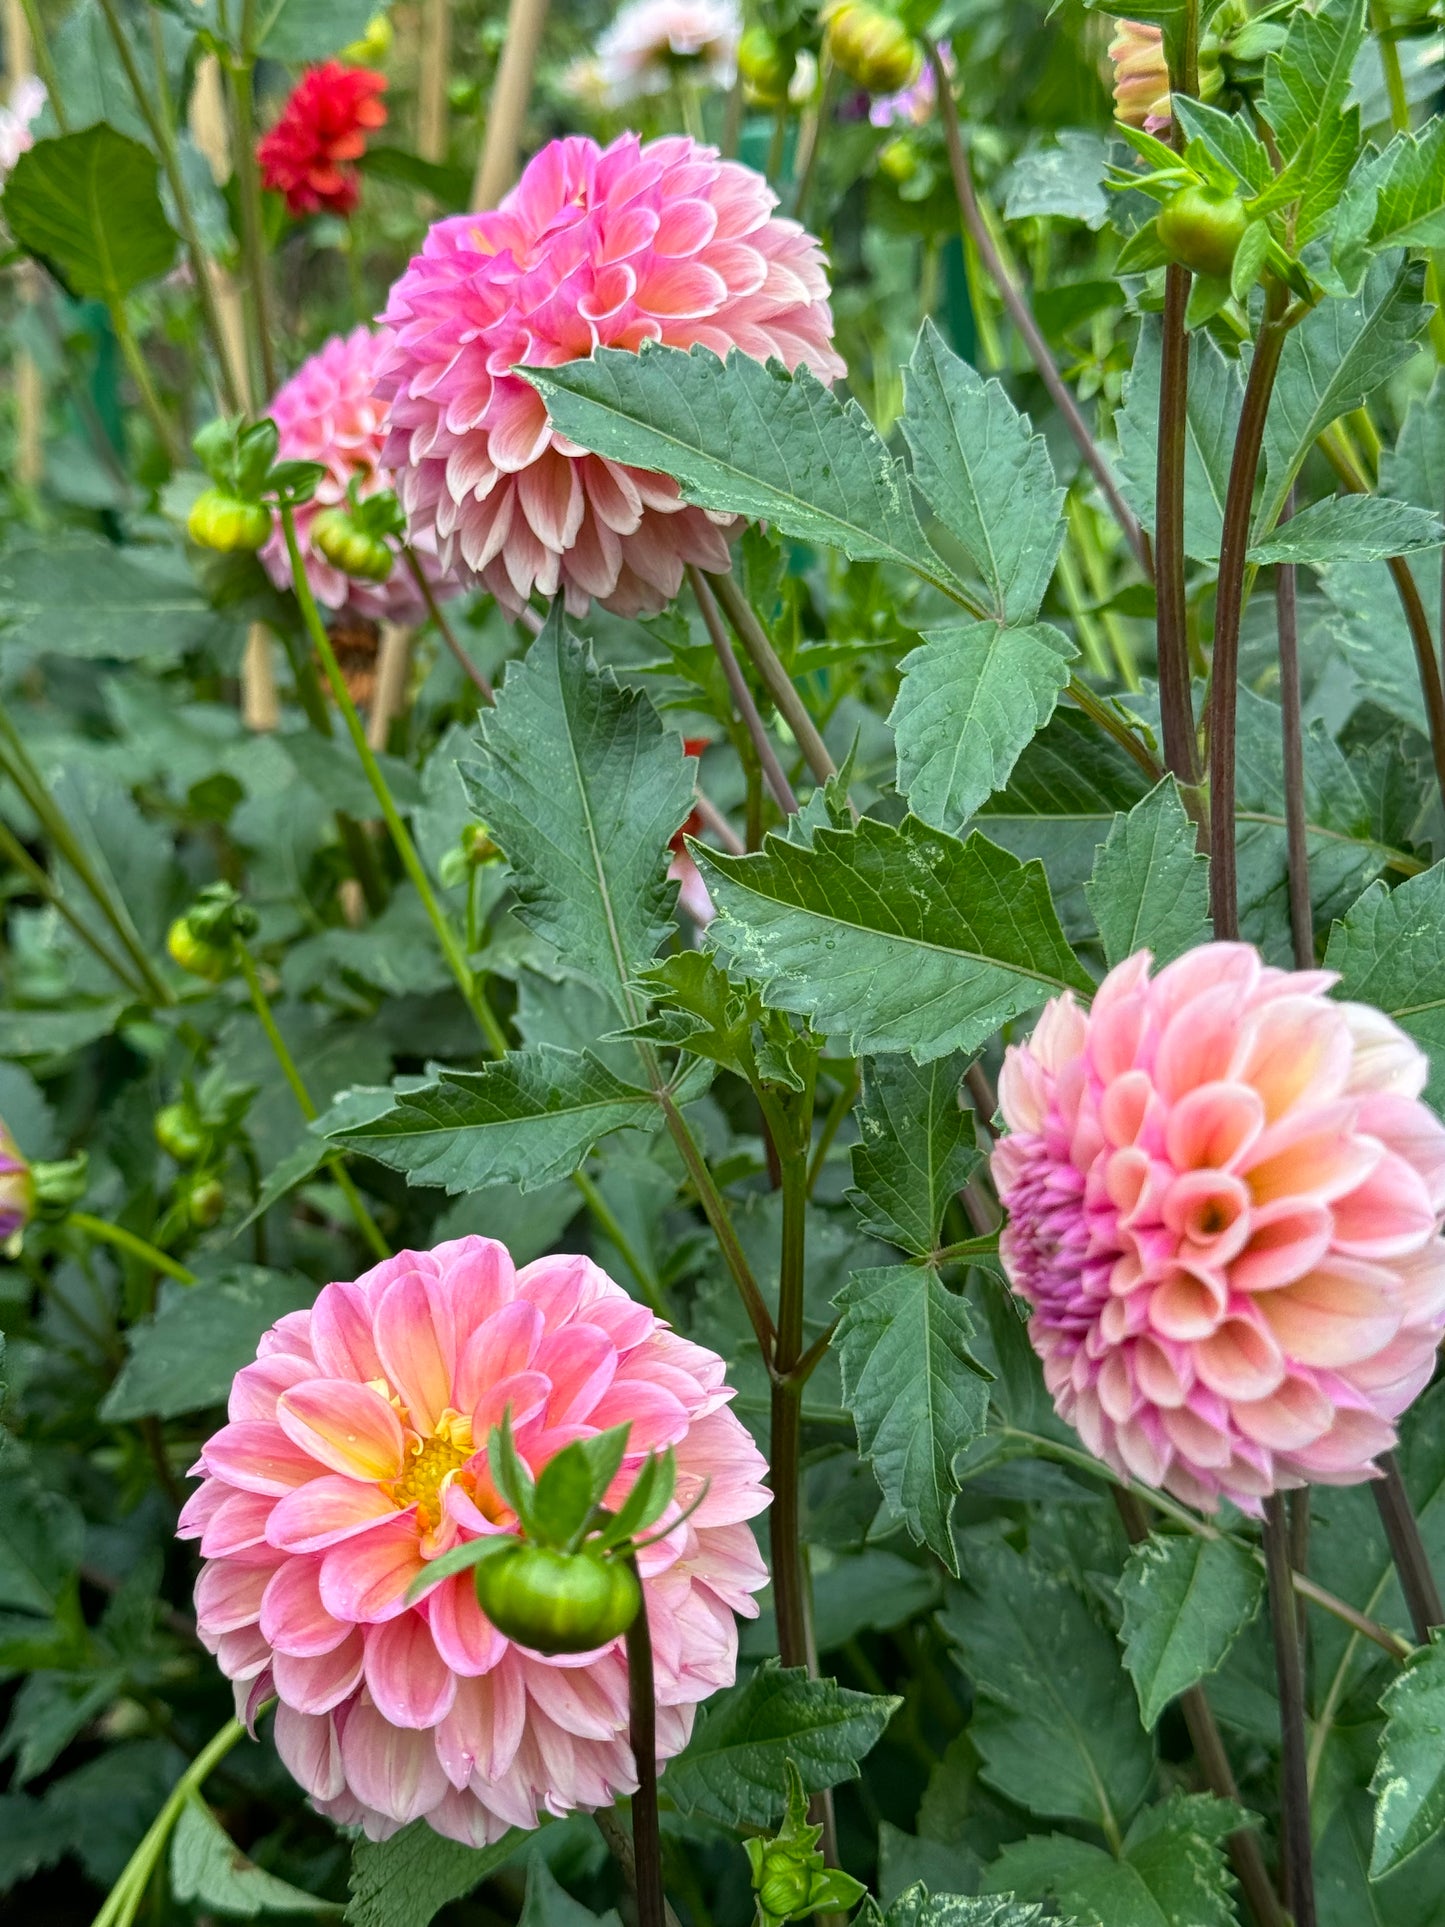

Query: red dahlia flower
[[257, 62, 388, 218]]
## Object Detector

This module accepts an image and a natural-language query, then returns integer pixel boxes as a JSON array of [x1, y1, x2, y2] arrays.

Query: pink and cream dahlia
[[592, 0, 741, 104], [1108, 19, 1171, 135], [260, 326, 450, 622], [993, 944, 1445, 1514], [374, 133, 846, 618], [179, 1238, 769, 1843]]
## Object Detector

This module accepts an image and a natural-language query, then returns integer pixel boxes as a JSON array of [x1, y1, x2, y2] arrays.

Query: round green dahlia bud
[[739, 25, 795, 104], [182, 1174, 226, 1229], [155, 1102, 207, 1164], [311, 507, 395, 583], [187, 488, 272, 554], [823, 1, 921, 94], [1155, 183, 1250, 279], [473, 1544, 642, 1655], [166, 916, 235, 983]]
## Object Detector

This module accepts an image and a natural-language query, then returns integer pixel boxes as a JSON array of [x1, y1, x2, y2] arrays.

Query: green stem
[[690, 566, 798, 815], [708, 571, 837, 790], [572, 1168, 666, 1317], [227, 38, 278, 399], [1370, 0, 1411, 131], [920, 1232, 1001, 1266], [1054, 529, 1112, 679], [16, 0, 65, 129], [237, 948, 390, 1261], [402, 548, 494, 701], [1156, 263, 1200, 785], [1209, 286, 1291, 938], [1262, 1495, 1317, 1927], [805, 1065, 859, 1197], [108, 298, 182, 463], [1066, 677, 1163, 782], [0, 819, 148, 995], [91, 1718, 246, 1927], [624, 1570, 669, 1927], [659, 1090, 775, 1354], [94, 0, 243, 412], [0, 710, 174, 1003], [771, 1115, 811, 1671], [70, 1211, 197, 1286], [1069, 497, 1140, 690], [280, 506, 509, 1055]]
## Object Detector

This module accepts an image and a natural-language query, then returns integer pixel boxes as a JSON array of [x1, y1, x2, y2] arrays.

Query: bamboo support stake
[[417, 0, 451, 163], [471, 0, 551, 209], [367, 623, 412, 750]]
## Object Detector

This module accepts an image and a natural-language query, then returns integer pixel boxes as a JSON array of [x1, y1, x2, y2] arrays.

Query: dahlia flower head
[[179, 1238, 770, 1844], [374, 133, 846, 619], [1108, 19, 1171, 134], [0, 76, 44, 182], [992, 943, 1445, 1515], [260, 326, 451, 622], [0, 1119, 33, 1242], [593, 0, 741, 104], [257, 62, 387, 217]]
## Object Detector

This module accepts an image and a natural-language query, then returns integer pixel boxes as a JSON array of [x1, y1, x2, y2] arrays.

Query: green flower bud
[[187, 488, 273, 554], [311, 507, 395, 584], [1155, 183, 1250, 279], [823, 1, 920, 94], [474, 1545, 642, 1655]]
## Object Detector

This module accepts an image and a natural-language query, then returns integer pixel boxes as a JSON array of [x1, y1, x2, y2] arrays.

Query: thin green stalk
[[572, 1168, 666, 1317], [805, 1065, 859, 1196], [660, 1090, 775, 1354], [771, 1115, 811, 1671], [227, 26, 277, 399], [280, 506, 510, 1055], [625, 1570, 669, 1927], [0, 712, 174, 1003], [70, 1211, 197, 1286], [920, 1232, 1001, 1266], [95, 0, 243, 412], [1156, 263, 1200, 784], [1067, 496, 1140, 689], [402, 548, 494, 701], [708, 571, 837, 790], [0, 819, 148, 995], [690, 566, 798, 814], [1053, 530, 1112, 679], [791, 55, 835, 225], [1275, 492, 1313, 968], [16, 0, 65, 129], [108, 299, 182, 463], [1370, 0, 1411, 131], [1262, 1495, 1316, 1927], [1209, 286, 1291, 938], [1066, 677, 1163, 782], [237, 948, 389, 1261], [91, 1718, 246, 1927]]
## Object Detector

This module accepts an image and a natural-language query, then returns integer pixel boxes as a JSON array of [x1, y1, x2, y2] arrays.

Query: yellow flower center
[[385, 1409, 474, 1532]]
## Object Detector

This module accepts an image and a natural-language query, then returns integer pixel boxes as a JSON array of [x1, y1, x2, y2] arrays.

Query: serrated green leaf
[[345, 1820, 529, 1927], [1258, 258, 1430, 541], [0, 536, 230, 659], [865, 1889, 1059, 1927], [847, 1055, 978, 1256], [0, 1468, 83, 1617], [990, 1793, 1242, 1927], [1003, 131, 1109, 229], [1324, 866, 1445, 1108], [335, 1047, 659, 1192], [461, 607, 694, 1019], [100, 1268, 314, 1422], [834, 1265, 991, 1572], [1318, 1788, 1445, 1926], [518, 1857, 622, 1927], [1381, 373, 1445, 514], [171, 1795, 341, 1916], [697, 818, 1091, 1063], [1116, 321, 1243, 563], [1230, 219, 1270, 301], [2, 127, 176, 301], [1173, 98, 1272, 192], [1117, 1535, 1263, 1727], [1349, 120, 1445, 257], [940, 1540, 1156, 1833], [1371, 1632, 1445, 1877], [1085, 779, 1210, 969], [900, 322, 1065, 624], [665, 1663, 899, 1827], [1247, 493, 1444, 564], [892, 622, 1077, 833], [520, 344, 964, 600], [1262, 0, 1366, 162]]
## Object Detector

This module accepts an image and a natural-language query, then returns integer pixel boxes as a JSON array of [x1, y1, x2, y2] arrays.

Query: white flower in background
[[591, 0, 741, 104], [0, 77, 45, 181]]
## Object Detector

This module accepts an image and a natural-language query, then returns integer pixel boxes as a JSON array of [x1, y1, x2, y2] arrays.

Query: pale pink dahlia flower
[[260, 326, 452, 623], [1108, 19, 1171, 135], [593, 0, 741, 104], [179, 1238, 769, 1843], [993, 944, 1445, 1514], [374, 133, 846, 619]]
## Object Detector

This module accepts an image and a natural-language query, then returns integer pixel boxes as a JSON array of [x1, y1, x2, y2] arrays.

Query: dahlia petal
[[203, 1421, 319, 1496], [427, 1570, 507, 1676], [364, 1614, 458, 1728], [261, 1554, 352, 1656], [274, 1705, 347, 1802], [1193, 1313, 1286, 1400], [1257, 1262, 1403, 1368], [272, 1628, 366, 1714], [277, 1379, 407, 1481], [266, 1472, 399, 1553], [320, 1517, 427, 1623], [374, 1272, 454, 1431], [341, 1700, 450, 1824]]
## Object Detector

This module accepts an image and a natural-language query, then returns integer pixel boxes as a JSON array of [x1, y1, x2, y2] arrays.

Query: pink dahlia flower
[[1108, 19, 1171, 135], [374, 133, 846, 619], [993, 943, 1445, 1514], [0, 1119, 33, 1242], [260, 326, 451, 623], [179, 1238, 769, 1844]]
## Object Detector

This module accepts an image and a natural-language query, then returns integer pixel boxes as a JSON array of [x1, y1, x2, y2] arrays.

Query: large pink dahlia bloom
[[179, 1239, 769, 1843], [260, 326, 451, 623], [374, 133, 846, 618], [993, 944, 1445, 1514]]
